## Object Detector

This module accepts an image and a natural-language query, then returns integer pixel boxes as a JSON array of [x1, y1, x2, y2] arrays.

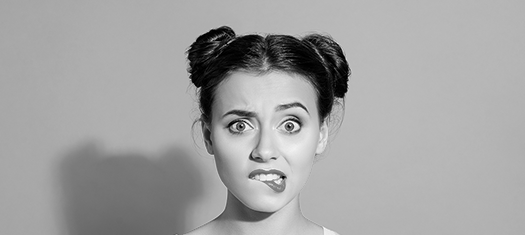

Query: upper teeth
[[253, 173, 281, 181]]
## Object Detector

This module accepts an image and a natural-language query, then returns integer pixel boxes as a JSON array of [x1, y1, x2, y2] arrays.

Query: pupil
[[236, 123, 245, 131], [285, 122, 294, 131]]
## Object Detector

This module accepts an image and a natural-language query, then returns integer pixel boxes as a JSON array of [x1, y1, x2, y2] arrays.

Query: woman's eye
[[278, 119, 301, 133], [228, 120, 254, 134]]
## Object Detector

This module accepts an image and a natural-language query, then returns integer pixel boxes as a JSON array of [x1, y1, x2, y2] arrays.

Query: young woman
[[185, 26, 350, 235]]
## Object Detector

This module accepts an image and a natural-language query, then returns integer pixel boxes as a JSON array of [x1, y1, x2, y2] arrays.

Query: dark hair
[[187, 26, 350, 124]]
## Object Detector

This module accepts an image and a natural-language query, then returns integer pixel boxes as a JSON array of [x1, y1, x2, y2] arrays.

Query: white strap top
[[323, 226, 340, 235], [178, 226, 339, 235]]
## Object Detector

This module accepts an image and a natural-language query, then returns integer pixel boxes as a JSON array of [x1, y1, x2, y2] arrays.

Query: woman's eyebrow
[[275, 102, 309, 115], [222, 109, 257, 118]]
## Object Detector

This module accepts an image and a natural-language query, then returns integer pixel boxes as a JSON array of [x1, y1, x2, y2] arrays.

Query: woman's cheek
[[282, 132, 318, 158], [213, 132, 252, 174], [215, 133, 252, 157]]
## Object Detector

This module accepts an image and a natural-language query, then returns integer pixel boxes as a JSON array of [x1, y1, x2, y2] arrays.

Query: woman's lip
[[248, 168, 287, 193], [248, 169, 287, 178]]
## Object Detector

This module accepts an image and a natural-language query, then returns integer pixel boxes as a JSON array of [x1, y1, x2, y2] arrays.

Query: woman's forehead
[[213, 71, 318, 112]]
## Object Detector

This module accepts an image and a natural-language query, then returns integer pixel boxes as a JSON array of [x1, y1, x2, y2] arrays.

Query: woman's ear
[[201, 122, 214, 155], [315, 121, 329, 155]]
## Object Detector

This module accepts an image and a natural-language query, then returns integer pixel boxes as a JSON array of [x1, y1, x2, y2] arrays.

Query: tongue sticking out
[[261, 178, 286, 193]]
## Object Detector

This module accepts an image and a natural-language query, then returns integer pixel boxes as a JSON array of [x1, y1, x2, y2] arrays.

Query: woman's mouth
[[249, 169, 287, 193]]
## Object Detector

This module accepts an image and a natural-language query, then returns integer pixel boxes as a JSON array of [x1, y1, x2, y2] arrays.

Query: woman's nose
[[250, 129, 278, 162]]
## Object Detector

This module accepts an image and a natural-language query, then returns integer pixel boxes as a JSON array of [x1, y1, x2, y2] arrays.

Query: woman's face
[[203, 71, 328, 212]]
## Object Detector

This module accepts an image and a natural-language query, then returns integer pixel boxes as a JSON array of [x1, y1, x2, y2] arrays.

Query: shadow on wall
[[59, 142, 203, 235]]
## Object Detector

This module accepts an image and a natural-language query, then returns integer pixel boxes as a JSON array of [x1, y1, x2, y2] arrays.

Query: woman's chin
[[246, 204, 281, 214], [235, 194, 296, 215]]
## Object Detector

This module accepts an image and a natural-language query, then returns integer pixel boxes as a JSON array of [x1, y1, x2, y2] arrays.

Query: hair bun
[[302, 34, 350, 98], [187, 26, 236, 87]]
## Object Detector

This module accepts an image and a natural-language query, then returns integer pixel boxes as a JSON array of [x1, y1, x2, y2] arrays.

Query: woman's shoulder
[[182, 221, 338, 235], [180, 220, 216, 235], [323, 226, 341, 235]]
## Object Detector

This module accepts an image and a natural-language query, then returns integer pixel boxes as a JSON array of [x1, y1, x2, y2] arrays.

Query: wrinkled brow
[[222, 110, 256, 118], [221, 102, 309, 118], [275, 102, 309, 115]]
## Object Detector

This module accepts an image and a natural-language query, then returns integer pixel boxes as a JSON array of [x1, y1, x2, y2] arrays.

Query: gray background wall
[[1, 0, 524, 234]]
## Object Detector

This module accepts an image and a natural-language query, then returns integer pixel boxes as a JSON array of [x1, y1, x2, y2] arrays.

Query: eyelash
[[279, 117, 302, 134], [226, 117, 303, 135], [227, 119, 254, 135]]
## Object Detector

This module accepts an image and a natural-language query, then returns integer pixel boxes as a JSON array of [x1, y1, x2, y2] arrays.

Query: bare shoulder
[[182, 221, 217, 235]]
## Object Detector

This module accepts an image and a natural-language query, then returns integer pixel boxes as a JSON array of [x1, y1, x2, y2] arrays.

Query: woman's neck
[[213, 191, 313, 235]]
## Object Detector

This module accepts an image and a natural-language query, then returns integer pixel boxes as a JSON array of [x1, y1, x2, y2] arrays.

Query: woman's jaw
[[220, 189, 303, 222]]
